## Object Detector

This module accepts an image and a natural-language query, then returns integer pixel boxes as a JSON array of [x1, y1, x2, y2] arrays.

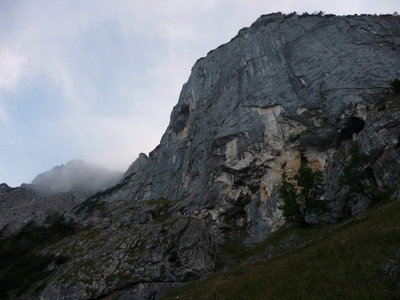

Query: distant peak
[[250, 13, 285, 29], [30, 160, 123, 195], [65, 159, 86, 166], [0, 183, 11, 193]]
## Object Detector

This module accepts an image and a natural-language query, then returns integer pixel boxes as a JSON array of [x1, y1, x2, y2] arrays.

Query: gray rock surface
[[0, 185, 79, 234], [95, 12, 400, 239], [2, 13, 400, 300]]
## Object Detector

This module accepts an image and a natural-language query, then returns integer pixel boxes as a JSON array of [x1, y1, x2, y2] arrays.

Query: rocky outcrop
[[42, 202, 219, 300], [2, 13, 400, 299], [0, 160, 122, 235], [0, 184, 79, 235]]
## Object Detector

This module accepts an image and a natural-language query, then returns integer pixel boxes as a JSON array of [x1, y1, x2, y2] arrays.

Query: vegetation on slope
[[164, 200, 400, 299], [0, 214, 79, 298]]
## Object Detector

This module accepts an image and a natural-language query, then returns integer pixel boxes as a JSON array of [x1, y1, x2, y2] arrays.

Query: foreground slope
[[164, 199, 400, 299], [1, 13, 400, 299]]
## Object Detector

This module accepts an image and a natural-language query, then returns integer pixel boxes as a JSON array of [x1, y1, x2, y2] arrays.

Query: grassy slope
[[164, 200, 400, 299]]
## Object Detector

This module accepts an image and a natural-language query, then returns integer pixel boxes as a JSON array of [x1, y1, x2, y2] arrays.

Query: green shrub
[[236, 194, 252, 208], [391, 78, 400, 95], [54, 255, 70, 265], [44, 212, 62, 225], [340, 144, 369, 195], [0, 253, 54, 296], [145, 198, 175, 223], [248, 184, 259, 194], [75, 198, 106, 215]]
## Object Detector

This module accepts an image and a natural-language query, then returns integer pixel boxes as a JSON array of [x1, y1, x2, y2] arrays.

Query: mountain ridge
[[0, 160, 123, 235], [31, 159, 122, 195]]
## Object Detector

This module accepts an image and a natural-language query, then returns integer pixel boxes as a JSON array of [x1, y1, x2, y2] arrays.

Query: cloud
[[0, 105, 7, 123], [0, 47, 26, 123], [0, 47, 26, 90]]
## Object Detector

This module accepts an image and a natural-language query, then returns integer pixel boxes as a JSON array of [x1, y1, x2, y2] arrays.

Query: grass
[[75, 198, 107, 215], [145, 198, 176, 207], [375, 95, 400, 111], [145, 198, 176, 223], [163, 200, 400, 300]]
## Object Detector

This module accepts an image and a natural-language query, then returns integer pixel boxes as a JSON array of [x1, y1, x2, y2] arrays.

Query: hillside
[[164, 199, 400, 299]]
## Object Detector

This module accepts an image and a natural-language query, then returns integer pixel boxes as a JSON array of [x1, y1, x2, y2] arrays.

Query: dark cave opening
[[339, 116, 366, 142]]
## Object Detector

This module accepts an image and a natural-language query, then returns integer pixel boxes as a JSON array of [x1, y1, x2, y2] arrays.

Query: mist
[[30, 160, 123, 195]]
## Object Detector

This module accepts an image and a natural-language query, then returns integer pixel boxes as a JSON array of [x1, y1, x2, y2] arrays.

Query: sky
[[0, 0, 398, 187]]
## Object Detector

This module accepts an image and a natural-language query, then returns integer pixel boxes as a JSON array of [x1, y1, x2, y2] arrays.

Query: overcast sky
[[0, 0, 398, 186]]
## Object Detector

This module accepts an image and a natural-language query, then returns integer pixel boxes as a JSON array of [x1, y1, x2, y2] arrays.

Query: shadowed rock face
[[3, 13, 400, 300]]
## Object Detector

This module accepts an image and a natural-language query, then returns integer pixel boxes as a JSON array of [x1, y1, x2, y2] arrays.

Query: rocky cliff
[[1, 13, 400, 299]]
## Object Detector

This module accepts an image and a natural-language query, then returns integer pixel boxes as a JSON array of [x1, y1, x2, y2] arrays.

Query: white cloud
[[0, 47, 26, 90], [0, 47, 26, 123], [0, 104, 7, 122]]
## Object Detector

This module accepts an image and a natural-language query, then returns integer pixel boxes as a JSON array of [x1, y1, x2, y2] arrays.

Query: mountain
[[0, 160, 122, 235], [1, 13, 400, 299], [31, 160, 122, 195]]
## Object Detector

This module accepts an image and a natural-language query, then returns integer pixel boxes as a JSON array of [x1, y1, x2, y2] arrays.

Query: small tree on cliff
[[279, 161, 326, 226], [391, 78, 400, 95]]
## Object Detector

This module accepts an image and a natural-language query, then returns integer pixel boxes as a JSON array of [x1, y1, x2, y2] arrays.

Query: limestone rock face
[[94, 12, 400, 238], [4, 13, 400, 300]]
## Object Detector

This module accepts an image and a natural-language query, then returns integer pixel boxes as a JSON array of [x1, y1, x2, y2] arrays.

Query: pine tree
[[279, 160, 326, 226]]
